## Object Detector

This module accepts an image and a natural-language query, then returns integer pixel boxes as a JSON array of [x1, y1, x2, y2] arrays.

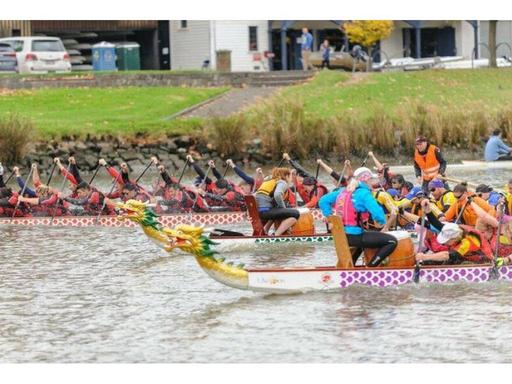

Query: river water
[[1, 165, 512, 363]]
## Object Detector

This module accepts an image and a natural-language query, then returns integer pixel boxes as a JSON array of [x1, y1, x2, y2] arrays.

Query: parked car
[[0, 36, 71, 74], [0, 42, 17, 72]]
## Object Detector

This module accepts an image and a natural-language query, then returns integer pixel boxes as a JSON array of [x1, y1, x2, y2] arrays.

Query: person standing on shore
[[301, 27, 314, 70], [413, 135, 447, 193], [484, 129, 512, 161], [320, 39, 330, 69]]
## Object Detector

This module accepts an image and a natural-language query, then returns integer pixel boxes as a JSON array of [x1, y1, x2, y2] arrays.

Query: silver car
[[0, 42, 17, 72]]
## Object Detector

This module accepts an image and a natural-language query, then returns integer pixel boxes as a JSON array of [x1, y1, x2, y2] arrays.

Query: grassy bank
[[202, 69, 512, 158], [0, 86, 227, 138]]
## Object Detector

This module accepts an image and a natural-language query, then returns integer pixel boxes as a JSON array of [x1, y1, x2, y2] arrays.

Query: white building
[[170, 20, 270, 72], [170, 20, 512, 71]]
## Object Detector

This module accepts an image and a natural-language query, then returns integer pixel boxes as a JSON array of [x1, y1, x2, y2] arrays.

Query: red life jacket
[[489, 233, 512, 258], [425, 231, 449, 252], [334, 190, 369, 227]]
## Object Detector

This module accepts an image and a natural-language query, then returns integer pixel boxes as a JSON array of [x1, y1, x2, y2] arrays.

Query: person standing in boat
[[319, 167, 398, 267], [484, 129, 512, 161], [255, 167, 300, 236], [414, 135, 447, 193]]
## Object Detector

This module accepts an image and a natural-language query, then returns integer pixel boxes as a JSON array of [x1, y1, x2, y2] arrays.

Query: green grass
[[278, 68, 512, 118], [0, 86, 227, 138]]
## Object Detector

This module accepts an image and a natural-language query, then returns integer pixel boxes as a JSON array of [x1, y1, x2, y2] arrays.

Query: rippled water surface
[[1, 166, 512, 363]]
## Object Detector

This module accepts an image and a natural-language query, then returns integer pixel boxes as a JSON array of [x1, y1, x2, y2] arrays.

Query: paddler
[[415, 199, 493, 265], [414, 135, 447, 193], [443, 183, 495, 226], [318, 167, 397, 267], [428, 178, 456, 213], [254, 167, 300, 236]]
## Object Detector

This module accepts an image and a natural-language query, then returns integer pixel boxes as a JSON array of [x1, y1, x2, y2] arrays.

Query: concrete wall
[[170, 20, 211, 70], [213, 20, 270, 71]]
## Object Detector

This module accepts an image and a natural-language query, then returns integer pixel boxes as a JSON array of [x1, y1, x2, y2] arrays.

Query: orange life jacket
[[414, 144, 440, 181]]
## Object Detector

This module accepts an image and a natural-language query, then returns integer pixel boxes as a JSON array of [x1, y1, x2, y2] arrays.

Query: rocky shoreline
[[8, 135, 484, 176]]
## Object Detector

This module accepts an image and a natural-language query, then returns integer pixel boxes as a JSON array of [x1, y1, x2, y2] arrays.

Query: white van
[[0, 36, 71, 74]]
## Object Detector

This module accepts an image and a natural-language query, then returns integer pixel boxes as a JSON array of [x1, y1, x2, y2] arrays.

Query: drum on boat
[[363, 230, 415, 268], [290, 208, 315, 236]]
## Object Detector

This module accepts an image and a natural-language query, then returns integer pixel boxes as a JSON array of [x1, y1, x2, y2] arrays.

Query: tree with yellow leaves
[[343, 20, 394, 70]]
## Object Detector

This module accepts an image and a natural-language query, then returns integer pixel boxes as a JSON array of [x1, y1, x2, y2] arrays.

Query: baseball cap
[[437, 223, 463, 244], [405, 186, 424, 200], [475, 184, 493, 193], [428, 179, 445, 190], [353, 167, 377, 181], [387, 188, 399, 198]]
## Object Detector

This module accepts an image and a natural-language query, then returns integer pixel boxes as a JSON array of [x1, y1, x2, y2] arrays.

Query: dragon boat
[[0, 208, 324, 228], [120, 204, 511, 294], [116, 199, 335, 251]]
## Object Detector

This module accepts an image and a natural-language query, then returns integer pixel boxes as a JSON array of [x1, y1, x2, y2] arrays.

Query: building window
[[180, 20, 188, 29], [249, 26, 258, 51]]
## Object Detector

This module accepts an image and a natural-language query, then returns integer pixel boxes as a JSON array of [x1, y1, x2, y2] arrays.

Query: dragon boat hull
[[0, 209, 325, 228], [202, 263, 512, 294]]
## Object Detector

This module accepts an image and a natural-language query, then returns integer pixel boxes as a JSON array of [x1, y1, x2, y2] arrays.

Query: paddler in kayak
[[319, 167, 398, 267], [255, 167, 300, 236], [414, 135, 447, 193]]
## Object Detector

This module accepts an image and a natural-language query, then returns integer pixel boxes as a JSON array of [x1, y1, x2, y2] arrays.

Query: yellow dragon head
[[162, 224, 218, 258], [117, 199, 160, 230]]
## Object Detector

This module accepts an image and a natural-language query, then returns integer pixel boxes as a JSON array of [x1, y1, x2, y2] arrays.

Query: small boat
[[141, 214, 510, 294]]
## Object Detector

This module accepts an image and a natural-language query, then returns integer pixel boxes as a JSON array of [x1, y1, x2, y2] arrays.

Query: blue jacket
[[318, 183, 386, 235], [301, 32, 313, 51], [484, 135, 511, 161], [322, 45, 330, 60]]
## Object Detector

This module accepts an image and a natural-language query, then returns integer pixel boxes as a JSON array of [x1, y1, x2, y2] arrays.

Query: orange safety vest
[[414, 144, 440, 181]]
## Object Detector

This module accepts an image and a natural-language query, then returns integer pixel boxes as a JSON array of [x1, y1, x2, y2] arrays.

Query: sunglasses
[[430, 188, 436, 192]]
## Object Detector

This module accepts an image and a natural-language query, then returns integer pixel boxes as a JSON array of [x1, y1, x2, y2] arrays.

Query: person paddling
[[255, 167, 300, 236], [319, 167, 397, 267]]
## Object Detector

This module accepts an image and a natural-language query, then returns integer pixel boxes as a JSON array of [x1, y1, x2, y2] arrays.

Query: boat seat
[[244, 195, 266, 236]]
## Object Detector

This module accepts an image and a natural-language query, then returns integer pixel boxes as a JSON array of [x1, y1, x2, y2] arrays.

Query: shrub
[[0, 114, 36, 164]]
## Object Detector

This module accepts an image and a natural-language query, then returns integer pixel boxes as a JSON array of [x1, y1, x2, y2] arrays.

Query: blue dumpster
[[92, 42, 117, 71]]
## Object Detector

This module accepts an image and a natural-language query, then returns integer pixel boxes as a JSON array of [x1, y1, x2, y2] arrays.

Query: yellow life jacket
[[256, 179, 278, 197]]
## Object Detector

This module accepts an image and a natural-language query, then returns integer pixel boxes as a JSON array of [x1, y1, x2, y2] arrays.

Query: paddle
[[360, 154, 370, 167], [211, 228, 245, 237], [413, 208, 427, 283], [336, 162, 348, 187], [135, 159, 154, 184], [222, 162, 230, 178], [50, 162, 72, 225], [277, 157, 285, 168], [4, 169, 15, 185], [88, 165, 101, 185], [454, 197, 471, 224], [177, 157, 190, 184], [11, 166, 34, 219], [46, 162, 57, 185], [489, 200, 505, 281]]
